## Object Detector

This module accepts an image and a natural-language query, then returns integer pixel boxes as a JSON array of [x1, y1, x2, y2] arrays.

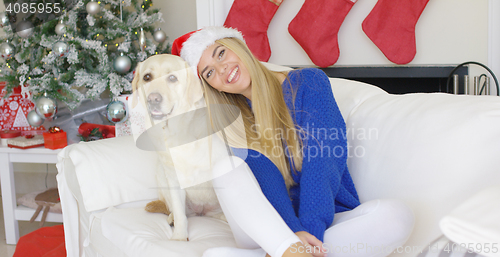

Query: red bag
[[78, 123, 115, 141], [13, 224, 66, 257]]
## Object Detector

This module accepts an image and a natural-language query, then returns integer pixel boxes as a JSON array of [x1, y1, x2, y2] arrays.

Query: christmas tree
[[0, 0, 169, 110]]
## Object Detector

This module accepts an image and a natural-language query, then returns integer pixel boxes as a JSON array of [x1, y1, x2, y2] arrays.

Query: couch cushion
[[342, 91, 500, 257], [100, 207, 237, 257]]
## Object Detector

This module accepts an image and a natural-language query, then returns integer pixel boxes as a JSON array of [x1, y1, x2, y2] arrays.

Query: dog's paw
[[145, 200, 170, 215], [170, 227, 189, 241]]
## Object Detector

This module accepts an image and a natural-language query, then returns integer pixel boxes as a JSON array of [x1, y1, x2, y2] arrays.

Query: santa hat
[[171, 26, 245, 74]]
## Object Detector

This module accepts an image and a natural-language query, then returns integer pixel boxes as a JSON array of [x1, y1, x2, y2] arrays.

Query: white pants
[[212, 158, 415, 257]]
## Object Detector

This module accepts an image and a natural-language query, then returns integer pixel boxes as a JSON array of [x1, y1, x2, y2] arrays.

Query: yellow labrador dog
[[131, 54, 228, 241]]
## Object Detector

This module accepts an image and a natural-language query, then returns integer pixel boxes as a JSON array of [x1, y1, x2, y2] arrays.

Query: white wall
[[154, 0, 197, 45], [489, 0, 500, 95]]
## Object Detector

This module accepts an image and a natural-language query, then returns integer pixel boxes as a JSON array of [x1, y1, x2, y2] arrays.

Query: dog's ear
[[185, 66, 205, 108], [131, 62, 142, 108]]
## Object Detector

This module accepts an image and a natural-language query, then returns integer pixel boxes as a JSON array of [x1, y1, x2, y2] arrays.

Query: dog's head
[[131, 54, 204, 121]]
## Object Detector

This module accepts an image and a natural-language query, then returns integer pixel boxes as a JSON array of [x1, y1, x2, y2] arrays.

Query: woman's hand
[[295, 231, 326, 257]]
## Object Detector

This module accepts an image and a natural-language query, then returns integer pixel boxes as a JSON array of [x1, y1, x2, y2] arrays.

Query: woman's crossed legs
[[203, 158, 414, 257]]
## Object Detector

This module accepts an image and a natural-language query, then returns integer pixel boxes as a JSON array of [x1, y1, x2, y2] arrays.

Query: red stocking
[[288, 0, 356, 67], [362, 0, 430, 64], [224, 0, 282, 62]]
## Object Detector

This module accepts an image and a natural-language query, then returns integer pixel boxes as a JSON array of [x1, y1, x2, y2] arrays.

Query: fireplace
[[317, 66, 468, 94]]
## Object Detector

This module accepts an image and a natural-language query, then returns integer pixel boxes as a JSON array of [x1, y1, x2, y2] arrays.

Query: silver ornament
[[27, 110, 44, 127], [106, 100, 128, 124], [139, 28, 146, 52], [35, 95, 57, 119], [0, 41, 15, 59], [52, 41, 69, 57], [55, 20, 66, 36], [0, 12, 9, 28], [86, 1, 100, 15], [113, 53, 132, 74], [16, 20, 34, 38], [153, 28, 167, 43]]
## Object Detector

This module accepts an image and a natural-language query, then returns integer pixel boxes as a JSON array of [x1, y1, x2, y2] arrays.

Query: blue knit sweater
[[235, 68, 360, 242]]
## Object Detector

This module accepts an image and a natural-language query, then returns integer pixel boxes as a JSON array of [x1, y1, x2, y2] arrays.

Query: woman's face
[[197, 43, 252, 98]]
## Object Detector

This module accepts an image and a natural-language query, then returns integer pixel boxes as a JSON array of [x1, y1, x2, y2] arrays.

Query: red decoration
[[0, 83, 46, 135], [48, 126, 61, 133], [1, 130, 22, 147], [362, 0, 430, 64], [0, 130, 22, 139], [78, 123, 115, 142], [43, 127, 67, 150], [288, 0, 356, 67], [223, 0, 282, 62]]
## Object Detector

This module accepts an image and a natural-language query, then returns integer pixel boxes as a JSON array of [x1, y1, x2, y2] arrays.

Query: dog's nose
[[148, 93, 162, 104]]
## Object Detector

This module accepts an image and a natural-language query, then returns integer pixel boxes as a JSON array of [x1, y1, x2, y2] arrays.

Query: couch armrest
[[57, 144, 83, 257], [57, 135, 160, 256]]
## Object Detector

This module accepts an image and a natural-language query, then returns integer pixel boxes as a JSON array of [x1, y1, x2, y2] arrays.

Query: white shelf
[[15, 205, 63, 223], [0, 145, 65, 244]]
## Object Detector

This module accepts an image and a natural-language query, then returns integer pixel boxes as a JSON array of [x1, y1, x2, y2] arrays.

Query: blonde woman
[[171, 27, 414, 257]]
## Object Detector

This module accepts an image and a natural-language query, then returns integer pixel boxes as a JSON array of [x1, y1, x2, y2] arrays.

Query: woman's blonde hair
[[200, 37, 303, 189]]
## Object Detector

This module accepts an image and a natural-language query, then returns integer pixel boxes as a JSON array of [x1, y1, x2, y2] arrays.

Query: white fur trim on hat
[[180, 26, 245, 74]]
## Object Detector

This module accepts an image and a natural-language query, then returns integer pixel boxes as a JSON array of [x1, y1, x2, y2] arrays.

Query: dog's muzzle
[[147, 92, 169, 120]]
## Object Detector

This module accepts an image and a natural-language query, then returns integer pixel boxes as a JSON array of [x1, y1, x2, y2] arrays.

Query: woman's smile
[[227, 66, 239, 83]]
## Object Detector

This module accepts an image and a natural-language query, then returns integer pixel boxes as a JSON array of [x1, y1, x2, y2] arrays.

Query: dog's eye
[[143, 74, 152, 82], [168, 75, 178, 83]]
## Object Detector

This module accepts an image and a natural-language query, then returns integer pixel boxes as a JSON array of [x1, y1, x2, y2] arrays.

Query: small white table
[[0, 145, 63, 244]]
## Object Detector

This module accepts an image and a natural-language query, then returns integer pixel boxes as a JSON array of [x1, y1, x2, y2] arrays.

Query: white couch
[[56, 65, 500, 257]]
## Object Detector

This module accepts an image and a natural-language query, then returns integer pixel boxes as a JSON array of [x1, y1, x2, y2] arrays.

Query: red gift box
[[0, 83, 46, 135], [43, 130, 67, 150]]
